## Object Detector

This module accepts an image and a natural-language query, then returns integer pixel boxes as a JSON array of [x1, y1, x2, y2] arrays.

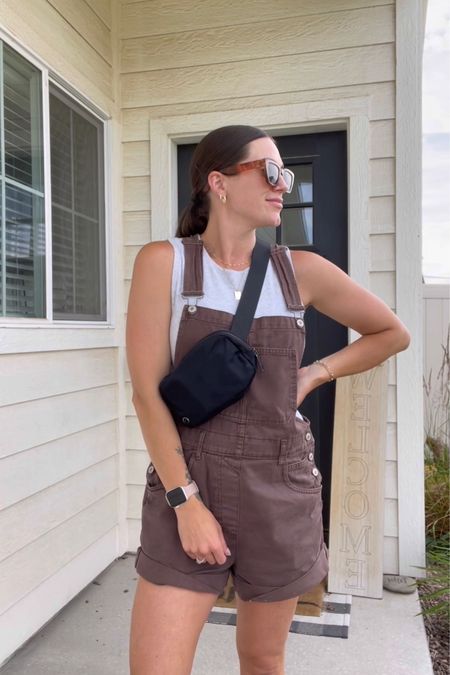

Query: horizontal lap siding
[[121, 82, 395, 142], [121, 6, 394, 73], [0, 379, 117, 457], [0, 459, 117, 563], [0, 349, 119, 613], [121, 45, 394, 108], [120, 0, 398, 556], [0, 1, 121, 664], [47, 0, 112, 63], [1, 0, 113, 112], [0, 348, 117, 408], [86, 0, 112, 28], [1, 422, 118, 508], [121, 0, 395, 37], [0, 493, 118, 613]]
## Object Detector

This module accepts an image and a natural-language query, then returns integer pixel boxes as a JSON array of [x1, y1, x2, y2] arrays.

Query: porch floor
[[0, 553, 433, 674]]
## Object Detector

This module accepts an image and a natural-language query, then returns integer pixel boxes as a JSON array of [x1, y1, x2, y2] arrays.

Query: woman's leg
[[235, 594, 298, 675], [129, 575, 219, 675]]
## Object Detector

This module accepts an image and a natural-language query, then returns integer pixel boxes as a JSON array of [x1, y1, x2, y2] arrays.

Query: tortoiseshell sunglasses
[[222, 158, 295, 193]]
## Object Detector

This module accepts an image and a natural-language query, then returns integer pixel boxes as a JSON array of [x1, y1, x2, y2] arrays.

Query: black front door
[[177, 131, 348, 543]]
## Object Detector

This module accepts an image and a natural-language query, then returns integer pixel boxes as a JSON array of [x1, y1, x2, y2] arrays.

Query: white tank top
[[168, 237, 306, 420], [169, 237, 304, 361]]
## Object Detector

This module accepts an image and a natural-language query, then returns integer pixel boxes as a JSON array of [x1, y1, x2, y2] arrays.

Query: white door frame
[[150, 96, 371, 304]]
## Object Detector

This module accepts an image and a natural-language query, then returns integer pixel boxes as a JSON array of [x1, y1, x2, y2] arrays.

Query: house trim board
[[395, 0, 426, 577]]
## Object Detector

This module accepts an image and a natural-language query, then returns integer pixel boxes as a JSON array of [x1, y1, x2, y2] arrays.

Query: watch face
[[165, 487, 186, 508]]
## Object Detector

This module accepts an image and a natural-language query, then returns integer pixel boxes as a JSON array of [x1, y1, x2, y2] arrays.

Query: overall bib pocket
[[244, 346, 298, 423]]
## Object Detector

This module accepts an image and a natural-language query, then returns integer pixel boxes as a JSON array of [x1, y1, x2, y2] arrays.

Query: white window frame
[[0, 29, 115, 352]]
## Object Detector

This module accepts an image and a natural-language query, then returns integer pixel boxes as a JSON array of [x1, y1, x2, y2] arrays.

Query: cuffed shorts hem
[[135, 546, 229, 597], [233, 543, 329, 603], [135, 541, 329, 605]]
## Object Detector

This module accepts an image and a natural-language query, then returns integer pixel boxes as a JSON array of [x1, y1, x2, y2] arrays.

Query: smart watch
[[165, 481, 199, 508]]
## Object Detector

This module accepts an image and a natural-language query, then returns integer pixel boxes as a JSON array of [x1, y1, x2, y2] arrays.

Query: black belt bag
[[159, 239, 271, 427]]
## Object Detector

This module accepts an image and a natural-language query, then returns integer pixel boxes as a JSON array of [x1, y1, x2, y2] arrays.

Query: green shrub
[[424, 439, 449, 539], [415, 534, 450, 619], [418, 326, 450, 619]]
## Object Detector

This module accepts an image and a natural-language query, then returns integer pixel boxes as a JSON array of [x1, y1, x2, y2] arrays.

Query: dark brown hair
[[176, 125, 271, 237]]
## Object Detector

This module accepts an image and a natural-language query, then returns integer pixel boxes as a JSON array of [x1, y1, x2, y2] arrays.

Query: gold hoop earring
[[219, 194, 227, 204]]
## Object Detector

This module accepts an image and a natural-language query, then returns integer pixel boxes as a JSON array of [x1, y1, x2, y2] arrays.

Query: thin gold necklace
[[200, 238, 251, 270]]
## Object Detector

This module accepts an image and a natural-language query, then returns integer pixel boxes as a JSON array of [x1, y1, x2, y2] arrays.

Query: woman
[[126, 125, 410, 675]]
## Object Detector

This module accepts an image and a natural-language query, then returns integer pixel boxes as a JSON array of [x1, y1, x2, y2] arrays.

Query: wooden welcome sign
[[328, 362, 388, 599]]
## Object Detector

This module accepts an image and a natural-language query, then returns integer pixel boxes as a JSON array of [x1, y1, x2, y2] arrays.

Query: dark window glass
[[0, 42, 45, 317], [50, 86, 106, 320]]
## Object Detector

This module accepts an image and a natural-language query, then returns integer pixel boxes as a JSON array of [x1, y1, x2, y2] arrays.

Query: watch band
[[181, 481, 199, 501], [165, 480, 199, 508]]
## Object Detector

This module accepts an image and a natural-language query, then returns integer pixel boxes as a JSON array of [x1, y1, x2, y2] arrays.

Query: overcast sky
[[422, 0, 450, 283]]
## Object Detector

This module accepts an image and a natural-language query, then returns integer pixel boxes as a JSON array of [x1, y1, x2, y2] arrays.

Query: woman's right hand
[[175, 498, 231, 566]]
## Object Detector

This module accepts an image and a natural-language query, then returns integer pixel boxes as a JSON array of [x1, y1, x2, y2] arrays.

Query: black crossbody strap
[[230, 239, 271, 341]]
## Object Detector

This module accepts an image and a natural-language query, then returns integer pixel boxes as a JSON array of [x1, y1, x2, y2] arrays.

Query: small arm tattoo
[[174, 445, 195, 490]]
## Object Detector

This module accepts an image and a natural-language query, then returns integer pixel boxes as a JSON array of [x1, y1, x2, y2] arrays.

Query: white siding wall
[[0, 0, 124, 666], [119, 0, 401, 568]]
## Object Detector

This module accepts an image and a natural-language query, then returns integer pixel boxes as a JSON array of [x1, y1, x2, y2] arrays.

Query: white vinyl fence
[[422, 283, 450, 445]]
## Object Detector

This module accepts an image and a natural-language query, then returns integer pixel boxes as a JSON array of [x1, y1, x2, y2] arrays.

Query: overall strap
[[270, 245, 305, 311], [230, 239, 271, 340], [181, 235, 204, 297]]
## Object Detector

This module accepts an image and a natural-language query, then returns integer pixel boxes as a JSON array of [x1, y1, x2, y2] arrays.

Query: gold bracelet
[[313, 359, 336, 382]]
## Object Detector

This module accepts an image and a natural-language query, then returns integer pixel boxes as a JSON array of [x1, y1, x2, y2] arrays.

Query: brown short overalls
[[135, 236, 329, 602]]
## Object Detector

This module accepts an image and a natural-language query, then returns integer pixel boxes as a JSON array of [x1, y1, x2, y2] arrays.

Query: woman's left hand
[[296, 363, 327, 407]]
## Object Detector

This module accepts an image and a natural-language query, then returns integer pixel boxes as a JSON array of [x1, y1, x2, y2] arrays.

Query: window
[[0, 40, 106, 321], [0, 42, 45, 317], [281, 163, 314, 247], [50, 88, 106, 320]]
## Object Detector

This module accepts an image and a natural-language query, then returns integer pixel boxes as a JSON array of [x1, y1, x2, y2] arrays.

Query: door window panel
[[281, 207, 313, 247], [256, 227, 276, 246], [280, 162, 314, 247], [283, 164, 313, 206]]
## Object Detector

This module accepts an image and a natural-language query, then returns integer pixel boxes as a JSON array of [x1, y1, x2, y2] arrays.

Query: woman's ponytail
[[176, 192, 209, 237]]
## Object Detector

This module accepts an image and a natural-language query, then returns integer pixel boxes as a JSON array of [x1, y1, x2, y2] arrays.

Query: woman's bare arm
[[126, 240, 193, 492], [126, 240, 230, 565], [290, 250, 411, 397]]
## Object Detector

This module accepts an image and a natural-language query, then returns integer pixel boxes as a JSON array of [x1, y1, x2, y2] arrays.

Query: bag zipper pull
[[253, 347, 264, 371]]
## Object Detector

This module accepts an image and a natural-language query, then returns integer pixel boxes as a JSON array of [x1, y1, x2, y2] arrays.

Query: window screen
[[0, 42, 45, 317], [50, 86, 106, 320]]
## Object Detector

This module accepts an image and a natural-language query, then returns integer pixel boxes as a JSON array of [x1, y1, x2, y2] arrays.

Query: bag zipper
[[172, 329, 263, 371]]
